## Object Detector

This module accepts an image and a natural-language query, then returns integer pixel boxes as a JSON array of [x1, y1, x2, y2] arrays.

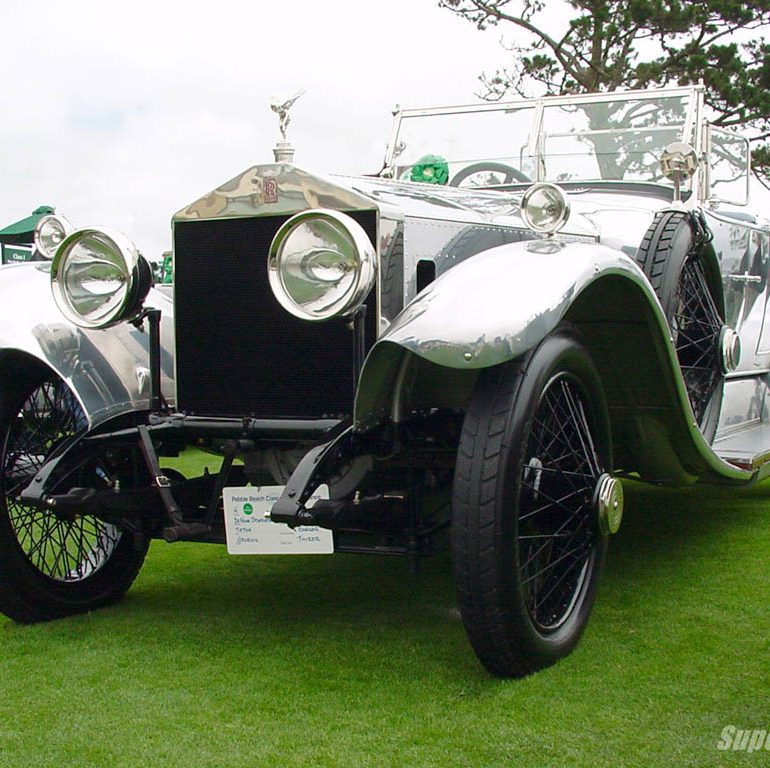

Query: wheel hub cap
[[720, 327, 741, 374], [595, 474, 623, 535]]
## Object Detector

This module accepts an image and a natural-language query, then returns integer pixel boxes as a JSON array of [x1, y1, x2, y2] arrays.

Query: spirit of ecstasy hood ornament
[[270, 90, 305, 163]]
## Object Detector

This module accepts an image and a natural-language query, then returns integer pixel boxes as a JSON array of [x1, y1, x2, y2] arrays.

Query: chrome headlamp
[[51, 227, 153, 329], [268, 209, 376, 322], [521, 182, 571, 235], [34, 214, 73, 260]]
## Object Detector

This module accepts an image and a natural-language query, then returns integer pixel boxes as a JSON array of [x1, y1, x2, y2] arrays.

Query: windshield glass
[[540, 94, 691, 183], [387, 90, 694, 189], [394, 106, 537, 186]]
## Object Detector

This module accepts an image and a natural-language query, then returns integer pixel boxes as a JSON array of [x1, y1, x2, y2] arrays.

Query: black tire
[[636, 211, 724, 441], [380, 229, 404, 323], [449, 161, 531, 187], [452, 328, 611, 677], [0, 365, 148, 623]]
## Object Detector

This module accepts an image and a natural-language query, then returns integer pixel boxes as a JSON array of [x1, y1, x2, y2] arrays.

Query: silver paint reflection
[[355, 238, 751, 484], [0, 261, 174, 427]]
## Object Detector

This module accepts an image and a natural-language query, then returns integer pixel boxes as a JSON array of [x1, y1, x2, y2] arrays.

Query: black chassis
[[19, 309, 457, 570]]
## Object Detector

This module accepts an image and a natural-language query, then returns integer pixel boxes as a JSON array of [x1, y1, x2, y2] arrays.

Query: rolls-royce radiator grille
[[173, 212, 378, 419]]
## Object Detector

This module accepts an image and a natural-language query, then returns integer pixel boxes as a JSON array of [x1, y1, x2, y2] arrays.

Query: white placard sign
[[223, 485, 333, 555]]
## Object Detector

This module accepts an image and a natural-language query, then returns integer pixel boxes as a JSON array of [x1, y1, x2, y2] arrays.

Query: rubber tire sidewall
[[452, 327, 610, 676]]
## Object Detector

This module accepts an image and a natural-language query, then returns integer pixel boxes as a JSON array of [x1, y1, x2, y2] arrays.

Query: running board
[[714, 422, 770, 474]]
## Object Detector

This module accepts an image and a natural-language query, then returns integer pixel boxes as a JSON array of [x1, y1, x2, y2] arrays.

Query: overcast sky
[[1, 0, 508, 256], [3, 1, 765, 258]]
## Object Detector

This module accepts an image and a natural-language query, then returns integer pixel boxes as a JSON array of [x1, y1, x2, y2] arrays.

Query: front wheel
[[451, 328, 616, 677], [0, 366, 149, 623]]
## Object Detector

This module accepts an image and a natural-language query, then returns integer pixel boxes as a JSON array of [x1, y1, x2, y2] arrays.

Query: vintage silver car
[[0, 85, 767, 677]]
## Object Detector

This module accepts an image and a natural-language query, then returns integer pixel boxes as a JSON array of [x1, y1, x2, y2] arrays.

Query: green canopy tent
[[0, 206, 54, 263], [0, 205, 55, 244]]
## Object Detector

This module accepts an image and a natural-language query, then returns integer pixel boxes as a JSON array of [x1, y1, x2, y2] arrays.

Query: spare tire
[[636, 210, 724, 442]]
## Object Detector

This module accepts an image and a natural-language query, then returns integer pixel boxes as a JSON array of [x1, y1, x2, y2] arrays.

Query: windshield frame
[[384, 85, 705, 194]]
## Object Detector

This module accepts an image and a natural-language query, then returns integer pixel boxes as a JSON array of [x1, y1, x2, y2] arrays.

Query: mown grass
[[0, 478, 768, 767]]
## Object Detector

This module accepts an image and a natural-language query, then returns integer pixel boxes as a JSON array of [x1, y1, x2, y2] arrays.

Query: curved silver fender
[[0, 262, 174, 427], [355, 239, 754, 486]]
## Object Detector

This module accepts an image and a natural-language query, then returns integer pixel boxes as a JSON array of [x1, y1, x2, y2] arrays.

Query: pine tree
[[440, 0, 770, 186]]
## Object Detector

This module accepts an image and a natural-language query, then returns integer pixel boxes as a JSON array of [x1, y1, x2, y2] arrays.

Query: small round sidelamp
[[268, 209, 376, 322], [34, 214, 73, 260], [51, 227, 152, 329], [595, 474, 624, 536], [520, 182, 571, 235]]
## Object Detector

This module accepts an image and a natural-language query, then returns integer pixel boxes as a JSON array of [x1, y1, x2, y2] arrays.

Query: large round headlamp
[[51, 227, 153, 329], [521, 182, 571, 234], [34, 214, 73, 260], [268, 209, 376, 322]]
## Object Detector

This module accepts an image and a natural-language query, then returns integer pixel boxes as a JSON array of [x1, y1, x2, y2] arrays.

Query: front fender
[[369, 239, 645, 370], [355, 238, 752, 486], [0, 263, 175, 427]]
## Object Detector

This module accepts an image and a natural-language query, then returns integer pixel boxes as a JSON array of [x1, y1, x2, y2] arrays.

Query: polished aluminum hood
[[172, 163, 598, 239]]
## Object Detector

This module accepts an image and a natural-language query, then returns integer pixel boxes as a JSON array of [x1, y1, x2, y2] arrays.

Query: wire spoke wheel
[[672, 256, 723, 426], [3, 379, 121, 582], [518, 375, 601, 632], [452, 328, 610, 677], [0, 367, 148, 623]]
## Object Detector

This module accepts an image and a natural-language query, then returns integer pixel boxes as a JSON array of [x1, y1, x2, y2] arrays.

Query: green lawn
[[0, 480, 768, 767]]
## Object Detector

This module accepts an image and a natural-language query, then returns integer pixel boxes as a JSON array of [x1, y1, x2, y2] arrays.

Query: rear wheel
[[452, 328, 614, 677], [0, 367, 148, 623]]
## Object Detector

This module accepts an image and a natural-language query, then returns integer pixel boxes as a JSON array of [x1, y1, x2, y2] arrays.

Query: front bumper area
[[17, 409, 453, 564]]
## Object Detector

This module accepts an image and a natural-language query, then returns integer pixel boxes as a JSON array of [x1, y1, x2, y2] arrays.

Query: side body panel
[[707, 210, 770, 438], [708, 210, 770, 373]]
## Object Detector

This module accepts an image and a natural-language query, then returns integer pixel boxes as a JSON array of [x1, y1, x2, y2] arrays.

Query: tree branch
[[440, 0, 770, 141], [445, 0, 587, 83]]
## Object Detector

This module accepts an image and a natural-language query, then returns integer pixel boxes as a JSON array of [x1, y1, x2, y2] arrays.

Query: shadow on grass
[[0, 481, 766, 768], [98, 479, 768, 685], [117, 540, 483, 680], [604, 480, 770, 584], [2, 478, 761, 690]]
